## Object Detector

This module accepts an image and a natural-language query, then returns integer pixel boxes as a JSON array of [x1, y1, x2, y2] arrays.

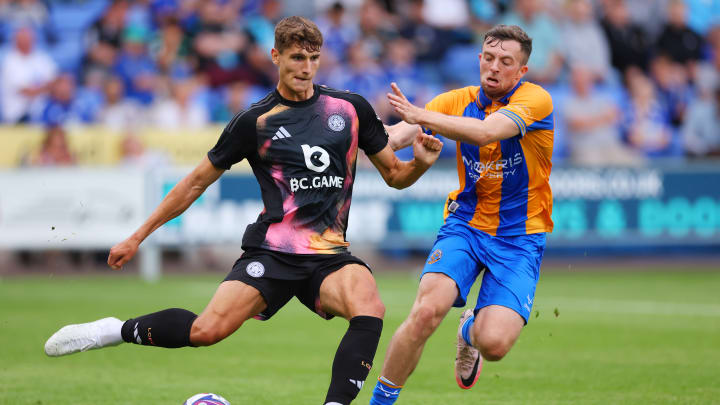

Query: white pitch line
[[537, 297, 720, 317]]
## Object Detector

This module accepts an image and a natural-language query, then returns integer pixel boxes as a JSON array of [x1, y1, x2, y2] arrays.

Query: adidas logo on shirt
[[272, 126, 292, 140]]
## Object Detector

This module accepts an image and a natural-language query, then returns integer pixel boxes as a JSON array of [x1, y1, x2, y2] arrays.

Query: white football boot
[[44, 317, 124, 357], [454, 309, 482, 389]]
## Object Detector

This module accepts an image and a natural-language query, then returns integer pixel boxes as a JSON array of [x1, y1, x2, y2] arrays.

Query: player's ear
[[271, 48, 280, 66], [518, 65, 529, 78]]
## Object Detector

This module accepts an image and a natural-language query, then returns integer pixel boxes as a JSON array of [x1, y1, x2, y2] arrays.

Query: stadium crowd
[[2, 0, 720, 166]]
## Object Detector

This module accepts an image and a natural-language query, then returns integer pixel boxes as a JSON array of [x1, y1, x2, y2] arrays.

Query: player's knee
[[190, 319, 235, 346], [355, 296, 385, 319], [371, 298, 386, 319], [409, 304, 442, 338], [475, 333, 512, 361], [349, 287, 385, 319]]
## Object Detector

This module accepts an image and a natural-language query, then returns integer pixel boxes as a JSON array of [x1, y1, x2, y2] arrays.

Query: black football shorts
[[224, 248, 371, 320]]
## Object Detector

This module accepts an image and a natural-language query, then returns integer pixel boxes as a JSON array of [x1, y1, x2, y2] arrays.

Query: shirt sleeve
[[353, 95, 388, 156], [425, 90, 462, 115], [497, 84, 554, 138], [207, 110, 258, 170], [423, 88, 472, 135]]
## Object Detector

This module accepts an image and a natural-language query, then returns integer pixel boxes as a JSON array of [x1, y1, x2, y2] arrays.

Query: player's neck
[[276, 83, 315, 102]]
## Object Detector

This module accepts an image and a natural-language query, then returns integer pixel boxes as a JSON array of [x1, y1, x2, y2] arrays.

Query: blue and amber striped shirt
[[425, 81, 554, 236]]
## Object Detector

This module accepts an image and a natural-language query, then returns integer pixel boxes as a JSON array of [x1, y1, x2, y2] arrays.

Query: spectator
[[149, 78, 209, 129], [190, 1, 273, 88], [119, 132, 169, 167], [622, 0, 669, 40], [695, 32, 720, 98], [655, 0, 704, 68], [357, 0, 398, 59], [0, 26, 57, 123], [149, 17, 192, 78], [382, 37, 424, 105], [326, 39, 386, 101], [649, 54, 694, 128], [26, 125, 75, 166], [397, 0, 446, 63], [210, 81, 262, 123], [98, 75, 143, 131], [600, 0, 651, 75], [113, 24, 159, 105], [316, 1, 360, 63], [41, 74, 95, 127], [682, 86, 720, 157], [499, 0, 564, 84], [0, 0, 55, 45], [563, 65, 640, 166], [561, 0, 612, 82], [245, 0, 283, 53], [82, 0, 128, 82], [622, 70, 680, 158]]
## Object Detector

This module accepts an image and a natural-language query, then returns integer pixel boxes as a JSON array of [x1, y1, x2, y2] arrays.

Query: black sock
[[120, 308, 197, 348], [325, 316, 383, 405]]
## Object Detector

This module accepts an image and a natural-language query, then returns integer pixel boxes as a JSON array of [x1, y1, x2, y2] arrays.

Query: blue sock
[[461, 313, 475, 346], [369, 376, 402, 405]]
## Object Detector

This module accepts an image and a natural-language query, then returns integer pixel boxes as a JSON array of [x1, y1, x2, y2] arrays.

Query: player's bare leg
[[465, 305, 524, 361], [454, 304, 524, 389], [318, 263, 385, 405], [369, 273, 457, 404], [45, 280, 265, 356], [190, 280, 266, 346]]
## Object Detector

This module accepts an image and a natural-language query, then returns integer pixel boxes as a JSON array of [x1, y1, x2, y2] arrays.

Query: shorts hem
[[420, 269, 466, 307], [474, 303, 529, 325]]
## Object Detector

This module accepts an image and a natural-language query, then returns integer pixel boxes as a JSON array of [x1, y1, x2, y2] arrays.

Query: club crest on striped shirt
[[427, 249, 442, 264]]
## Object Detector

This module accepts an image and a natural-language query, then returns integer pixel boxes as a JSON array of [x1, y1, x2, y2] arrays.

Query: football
[[183, 393, 231, 405]]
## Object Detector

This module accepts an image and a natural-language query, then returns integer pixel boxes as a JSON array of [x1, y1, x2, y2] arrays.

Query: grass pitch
[[1, 265, 719, 404]]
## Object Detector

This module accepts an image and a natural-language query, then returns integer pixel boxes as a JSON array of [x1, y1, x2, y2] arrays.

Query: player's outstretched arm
[[368, 128, 443, 190], [387, 82, 519, 146], [107, 156, 224, 270], [384, 120, 420, 151]]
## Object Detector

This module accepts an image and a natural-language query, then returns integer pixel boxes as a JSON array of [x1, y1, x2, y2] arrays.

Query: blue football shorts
[[421, 216, 546, 323]]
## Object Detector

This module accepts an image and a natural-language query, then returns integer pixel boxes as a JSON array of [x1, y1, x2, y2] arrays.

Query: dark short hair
[[274, 16, 323, 53], [484, 24, 533, 65]]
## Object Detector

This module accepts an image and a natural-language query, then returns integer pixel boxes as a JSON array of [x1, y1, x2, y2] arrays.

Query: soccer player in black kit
[[43, 16, 442, 405]]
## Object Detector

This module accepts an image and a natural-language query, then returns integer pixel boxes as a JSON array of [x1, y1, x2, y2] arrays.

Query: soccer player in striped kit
[[370, 24, 554, 404]]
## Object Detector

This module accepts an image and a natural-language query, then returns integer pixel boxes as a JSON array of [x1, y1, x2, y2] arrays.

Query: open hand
[[387, 82, 424, 125]]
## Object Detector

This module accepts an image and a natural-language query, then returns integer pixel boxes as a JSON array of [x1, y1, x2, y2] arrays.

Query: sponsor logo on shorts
[[246, 261, 265, 277], [427, 249, 442, 264]]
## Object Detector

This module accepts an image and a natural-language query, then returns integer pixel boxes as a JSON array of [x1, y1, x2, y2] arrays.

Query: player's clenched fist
[[107, 238, 140, 270], [413, 129, 443, 168]]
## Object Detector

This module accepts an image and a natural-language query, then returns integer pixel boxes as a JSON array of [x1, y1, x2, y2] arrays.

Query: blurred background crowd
[[2, 0, 720, 167]]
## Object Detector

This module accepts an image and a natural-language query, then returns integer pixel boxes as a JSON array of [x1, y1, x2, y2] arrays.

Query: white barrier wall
[[0, 168, 146, 249]]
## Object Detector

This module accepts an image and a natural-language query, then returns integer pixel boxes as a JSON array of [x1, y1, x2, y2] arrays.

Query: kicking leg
[[44, 280, 265, 356], [189, 280, 266, 346], [370, 273, 457, 404], [317, 264, 385, 405]]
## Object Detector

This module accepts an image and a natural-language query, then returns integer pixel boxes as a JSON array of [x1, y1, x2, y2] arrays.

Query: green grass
[[1, 267, 719, 404]]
